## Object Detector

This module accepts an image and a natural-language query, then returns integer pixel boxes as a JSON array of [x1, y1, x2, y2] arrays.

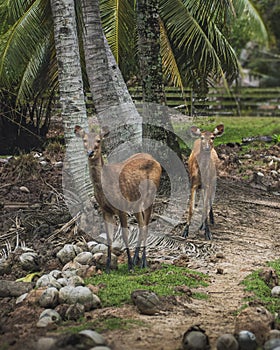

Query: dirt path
[[0, 171, 279, 349], [93, 179, 280, 350]]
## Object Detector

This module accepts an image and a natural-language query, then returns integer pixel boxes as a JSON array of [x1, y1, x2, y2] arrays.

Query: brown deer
[[74, 126, 162, 272], [182, 124, 224, 240]]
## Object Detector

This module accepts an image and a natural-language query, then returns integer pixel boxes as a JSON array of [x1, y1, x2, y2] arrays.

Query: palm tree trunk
[[136, 0, 181, 160], [81, 0, 142, 156], [137, 0, 164, 104], [50, 0, 92, 210]]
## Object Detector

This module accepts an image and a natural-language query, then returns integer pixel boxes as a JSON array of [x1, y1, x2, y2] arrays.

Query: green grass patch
[[241, 259, 280, 320], [86, 263, 209, 307], [174, 116, 280, 146]]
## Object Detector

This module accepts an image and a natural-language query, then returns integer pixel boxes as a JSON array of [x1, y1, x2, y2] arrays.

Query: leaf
[[16, 272, 41, 282]]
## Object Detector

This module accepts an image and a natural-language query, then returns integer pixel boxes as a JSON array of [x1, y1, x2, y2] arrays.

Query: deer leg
[[133, 211, 147, 267], [204, 218, 212, 240], [209, 206, 214, 225], [139, 206, 152, 268], [182, 185, 196, 238], [103, 212, 117, 273], [119, 213, 133, 271]]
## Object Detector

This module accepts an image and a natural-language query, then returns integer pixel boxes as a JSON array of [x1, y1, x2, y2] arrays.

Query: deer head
[[74, 125, 109, 160], [190, 124, 224, 152]]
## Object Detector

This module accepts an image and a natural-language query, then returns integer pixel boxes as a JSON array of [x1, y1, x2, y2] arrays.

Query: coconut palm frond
[[100, 0, 136, 64], [160, 0, 228, 85], [159, 18, 185, 90], [242, 1, 268, 47], [1, 0, 34, 23], [0, 0, 51, 87], [113, 224, 216, 259], [160, 0, 244, 89], [16, 35, 53, 102]]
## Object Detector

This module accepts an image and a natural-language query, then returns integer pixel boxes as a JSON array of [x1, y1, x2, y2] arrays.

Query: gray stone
[[271, 286, 280, 298]]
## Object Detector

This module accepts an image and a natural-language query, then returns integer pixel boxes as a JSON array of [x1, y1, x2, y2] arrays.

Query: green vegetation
[[272, 134, 280, 143], [241, 259, 280, 322], [174, 116, 280, 146], [86, 263, 209, 307]]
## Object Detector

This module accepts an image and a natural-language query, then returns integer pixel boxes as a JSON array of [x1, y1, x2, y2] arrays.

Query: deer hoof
[[182, 226, 189, 238]]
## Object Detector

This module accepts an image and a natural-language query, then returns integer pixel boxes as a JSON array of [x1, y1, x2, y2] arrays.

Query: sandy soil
[[0, 141, 279, 350]]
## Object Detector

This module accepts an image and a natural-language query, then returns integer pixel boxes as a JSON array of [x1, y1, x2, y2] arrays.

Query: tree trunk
[[136, 0, 182, 167], [50, 0, 92, 214], [81, 0, 142, 158], [137, 0, 164, 104]]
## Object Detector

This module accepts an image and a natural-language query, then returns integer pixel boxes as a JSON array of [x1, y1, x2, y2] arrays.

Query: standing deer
[[74, 126, 162, 272], [182, 124, 224, 239]]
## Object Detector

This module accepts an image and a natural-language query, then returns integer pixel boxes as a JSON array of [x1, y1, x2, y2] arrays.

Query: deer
[[74, 125, 162, 272], [182, 124, 224, 240]]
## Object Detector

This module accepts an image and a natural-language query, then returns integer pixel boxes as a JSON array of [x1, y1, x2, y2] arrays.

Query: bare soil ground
[[0, 139, 279, 350]]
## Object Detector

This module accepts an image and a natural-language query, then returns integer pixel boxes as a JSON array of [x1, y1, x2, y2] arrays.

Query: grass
[[174, 116, 280, 147], [54, 263, 208, 336], [85, 263, 209, 307], [241, 259, 280, 323]]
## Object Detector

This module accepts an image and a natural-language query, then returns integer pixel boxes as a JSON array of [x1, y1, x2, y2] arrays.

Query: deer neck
[[88, 156, 104, 192]]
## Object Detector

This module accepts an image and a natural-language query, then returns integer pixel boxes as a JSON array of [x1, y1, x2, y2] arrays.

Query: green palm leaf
[[159, 18, 184, 90], [0, 0, 51, 89]]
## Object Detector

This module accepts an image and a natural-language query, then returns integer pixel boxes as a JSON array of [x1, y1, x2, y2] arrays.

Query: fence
[[52, 86, 280, 117], [128, 86, 280, 117]]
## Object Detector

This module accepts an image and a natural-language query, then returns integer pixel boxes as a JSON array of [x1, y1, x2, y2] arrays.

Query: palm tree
[[136, 0, 182, 160], [81, 0, 142, 154], [100, 0, 268, 93], [49, 0, 92, 213], [0, 0, 268, 103]]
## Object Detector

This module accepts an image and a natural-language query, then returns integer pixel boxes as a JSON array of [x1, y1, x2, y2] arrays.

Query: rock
[[19, 251, 39, 271], [131, 289, 161, 315], [49, 270, 63, 279], [182, 325, 210, 350], [62, 261, 89, 279], [36, 274, 61, 289], [36, 337, 56, 350], [93, 252, 118, 271], [36, 309, 61, 328], [54, 161, 63, 168], [0, 280, 34, 297], [234, 306, 274, 346], [258, 267, 279, 288], [216, 334, 239, 350], [74, 251, 93, 265], [66, 274, 85, 287], [19, 186, 30, 193], [65, 303, 85, 321], [79, 330, 107, 346], [237, 330, 257, 350], [267, 329, 280, 340], [57, 244, 83, 265], [264, 338, 280, 350], [90, 243, 108, 254], [271, 286, 280, 298], [39, 287, 59, 308], [48, 333, 97, 350], [58, 285, 101, 311]]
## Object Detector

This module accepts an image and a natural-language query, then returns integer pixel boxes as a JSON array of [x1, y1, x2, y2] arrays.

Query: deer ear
[[74, 125, 85, 138], [213, 124, 224, 137], [100, 126, 110, 138], [189, 126, 201, 138]]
